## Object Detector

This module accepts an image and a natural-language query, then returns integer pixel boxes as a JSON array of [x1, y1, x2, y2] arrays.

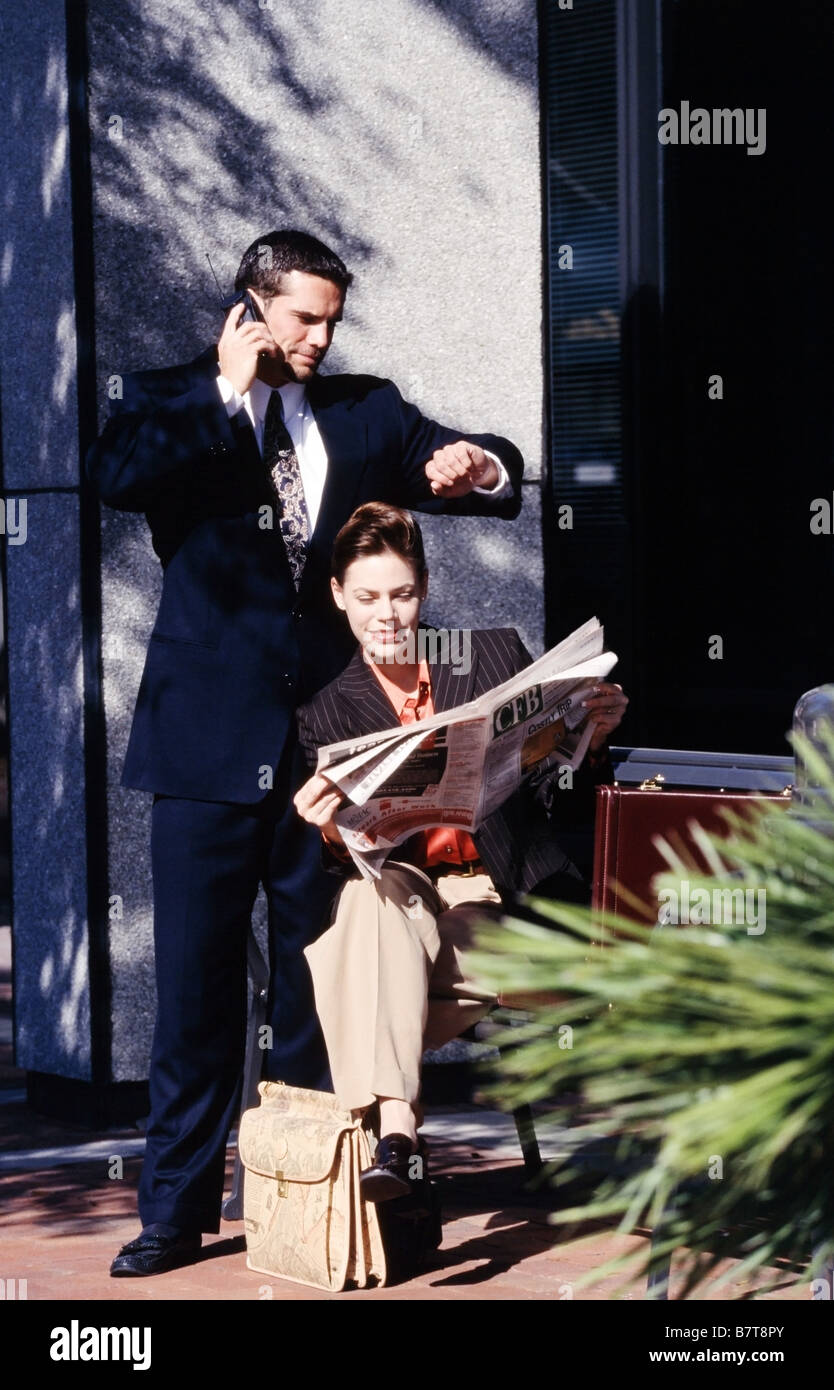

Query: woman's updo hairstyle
[[331, 502, 427, 585]]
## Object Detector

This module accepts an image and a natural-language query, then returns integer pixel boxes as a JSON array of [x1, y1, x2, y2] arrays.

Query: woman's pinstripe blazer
[[296, 627, 612, 900]]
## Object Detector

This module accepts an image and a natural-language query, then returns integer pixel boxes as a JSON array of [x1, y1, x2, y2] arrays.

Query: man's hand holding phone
[[217, 300, 277, 396]]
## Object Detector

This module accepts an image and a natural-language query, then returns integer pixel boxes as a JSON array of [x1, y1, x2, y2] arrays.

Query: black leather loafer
[[360, 1133, 420, 1203], [110, 1229, 202, 1278]]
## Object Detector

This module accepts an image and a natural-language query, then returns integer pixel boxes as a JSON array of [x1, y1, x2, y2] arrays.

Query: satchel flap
[[239, 1087, 358, 1184], [256, 1080, 355, 1122]]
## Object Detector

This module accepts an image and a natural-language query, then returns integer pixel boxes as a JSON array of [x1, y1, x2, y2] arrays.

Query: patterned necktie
[[263, 389, 309, 588]]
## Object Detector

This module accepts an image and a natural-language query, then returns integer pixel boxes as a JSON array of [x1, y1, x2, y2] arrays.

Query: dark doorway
[[542, 0, 834, 755]]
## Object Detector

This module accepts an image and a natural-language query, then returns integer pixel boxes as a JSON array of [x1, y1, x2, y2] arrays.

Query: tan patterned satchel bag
[[239, 1080, 387, 1291]]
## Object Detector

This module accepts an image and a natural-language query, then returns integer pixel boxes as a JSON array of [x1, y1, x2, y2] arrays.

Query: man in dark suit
[[88, 229, 523, 1275]]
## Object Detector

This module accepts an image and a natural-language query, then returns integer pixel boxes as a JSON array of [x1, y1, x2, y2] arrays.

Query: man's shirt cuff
[[473, 451, 513, 499], [216, 373, 246, 418]]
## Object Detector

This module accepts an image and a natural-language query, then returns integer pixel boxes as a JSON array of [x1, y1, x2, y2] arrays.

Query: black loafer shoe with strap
[[110, 1228, 202, 1278], [360, 1133, 421, 1203]]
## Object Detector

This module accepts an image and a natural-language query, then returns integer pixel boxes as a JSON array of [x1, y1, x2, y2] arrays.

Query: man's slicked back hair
[[234, 229, 353, 299]]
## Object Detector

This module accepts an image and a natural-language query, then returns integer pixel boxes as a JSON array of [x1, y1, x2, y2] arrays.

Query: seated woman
[[293, 502, 627, 1202]]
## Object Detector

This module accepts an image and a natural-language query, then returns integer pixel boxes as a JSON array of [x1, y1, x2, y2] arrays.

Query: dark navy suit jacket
[[86, 347, 523, 802], [297, 628, 613, 899]]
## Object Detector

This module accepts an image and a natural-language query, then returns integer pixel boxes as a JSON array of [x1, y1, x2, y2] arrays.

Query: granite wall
[[1, 0, 92, 1081]]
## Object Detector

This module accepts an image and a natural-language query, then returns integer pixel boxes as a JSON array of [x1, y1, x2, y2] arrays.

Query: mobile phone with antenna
[[206, 253, 264, 326], [235, 287, 264, 326]]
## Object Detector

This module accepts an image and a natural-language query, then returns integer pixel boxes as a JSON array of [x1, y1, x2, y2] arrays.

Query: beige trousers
[[303, 862, 502, 1112]]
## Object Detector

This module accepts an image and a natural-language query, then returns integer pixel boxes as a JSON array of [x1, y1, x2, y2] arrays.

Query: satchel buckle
[[274, 1170, 288, 1198]]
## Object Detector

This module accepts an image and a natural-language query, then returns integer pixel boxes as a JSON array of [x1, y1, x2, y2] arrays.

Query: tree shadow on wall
[[79, 0, 546, 1082], [87, 0, 379, 376], [421, 0, 538, 88]]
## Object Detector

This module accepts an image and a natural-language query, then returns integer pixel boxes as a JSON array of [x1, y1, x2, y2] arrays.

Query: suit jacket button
[[293, 605, 303, 619]]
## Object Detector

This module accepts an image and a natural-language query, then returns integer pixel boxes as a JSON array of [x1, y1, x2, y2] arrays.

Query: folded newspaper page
[[315, 617, 618, 880]]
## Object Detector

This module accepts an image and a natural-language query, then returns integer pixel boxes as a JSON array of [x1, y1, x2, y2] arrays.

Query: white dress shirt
[[216, 374, 512, 531]]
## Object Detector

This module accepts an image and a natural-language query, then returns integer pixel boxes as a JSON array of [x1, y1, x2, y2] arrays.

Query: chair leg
[[486, 1012, 544, 1177], [645, 1248, 672, 1300], [513, 1103, 543, 1176], [646, 1187, 679, 1299], [222, 930, 270, 1221]]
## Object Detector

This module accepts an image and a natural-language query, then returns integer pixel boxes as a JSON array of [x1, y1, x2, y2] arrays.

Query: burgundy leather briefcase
[[591, 781, 791, 928]]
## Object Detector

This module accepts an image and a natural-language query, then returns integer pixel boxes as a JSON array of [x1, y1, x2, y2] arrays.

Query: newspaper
[[315, 617, 618, 879]]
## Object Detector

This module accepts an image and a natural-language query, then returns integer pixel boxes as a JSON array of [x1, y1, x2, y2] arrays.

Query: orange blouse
[[368, 656, 481, 869]]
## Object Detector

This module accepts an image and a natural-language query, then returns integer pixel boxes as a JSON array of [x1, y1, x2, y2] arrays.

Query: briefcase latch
[[638, 773, 666, 791]]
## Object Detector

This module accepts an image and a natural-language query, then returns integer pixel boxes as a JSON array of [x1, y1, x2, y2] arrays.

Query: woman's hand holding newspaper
[[294, 772, 346, 847], [583, 681, 628, 749]]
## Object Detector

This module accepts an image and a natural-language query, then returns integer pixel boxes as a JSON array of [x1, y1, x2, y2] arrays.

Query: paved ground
[[0, 926, 809, 1302], [0, 1105, 807, 1303]]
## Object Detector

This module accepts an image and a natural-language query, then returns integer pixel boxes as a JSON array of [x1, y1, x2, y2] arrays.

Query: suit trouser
[[137, 742, 337, 1234], [304, 862, 503, 1113]]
